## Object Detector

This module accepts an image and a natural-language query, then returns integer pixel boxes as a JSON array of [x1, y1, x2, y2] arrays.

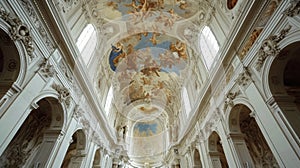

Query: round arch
[[0, 96, 66, 167], [207, 131, 229, 168], [265, 39, 300, 139], [61, 129, 87, 168], [225, 97, 255, 133], [0, 21, 28, 114], [31, 91, 68, 130], [227, 103, 279, 167], [193, 148, 202, 168], [261, 30, 300, 99]]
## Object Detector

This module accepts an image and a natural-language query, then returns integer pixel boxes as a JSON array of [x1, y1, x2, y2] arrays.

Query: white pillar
[[81, 141, 97, 168], [0, 74, 46, 155], [245, 82, 300, 167], [198, 140, 210, 168], [228, 133, 254, 167], [48, 118, 79, 167], [216, 121, 239, 168]]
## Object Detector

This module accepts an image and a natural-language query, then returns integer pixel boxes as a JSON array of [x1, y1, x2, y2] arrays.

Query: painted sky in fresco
[[133, 122, 160, 137]]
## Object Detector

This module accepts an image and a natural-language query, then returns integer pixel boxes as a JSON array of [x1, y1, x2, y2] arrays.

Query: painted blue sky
[[134, 122, 158, 136]]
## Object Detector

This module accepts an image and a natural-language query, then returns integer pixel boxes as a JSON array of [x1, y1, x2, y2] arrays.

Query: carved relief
[[240, 116, 279, 167], [59, 61, 74, 83], [0, 109, 51, 167], [7, 59, 18, 72], [223, 90, 240, 112], [0, 7, 34, 60], [52, 83, 71, 107], [19, 0, 55, 52], [40, 59, 56, 78], [283, 0, 300, 17], [255, 25, 291, 71], [59, 0, 80, 13], [239, 0, 281, 59], [235, 67, 252, 87]]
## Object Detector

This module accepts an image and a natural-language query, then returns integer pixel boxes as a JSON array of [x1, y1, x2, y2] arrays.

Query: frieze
[[0, 7, 34, 60], [255, 25, 291, 71], [20, 0, 55, 52]]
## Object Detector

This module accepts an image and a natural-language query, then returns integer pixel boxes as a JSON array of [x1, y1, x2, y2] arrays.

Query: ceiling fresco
[[109, 31, 187, 122], [109, 32, 187, 73], [133, 121, 161, 137], [103, 0, 199, 20], [89, 0, 207, 165]]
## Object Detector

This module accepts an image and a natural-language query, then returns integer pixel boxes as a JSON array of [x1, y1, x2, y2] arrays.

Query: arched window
[[76, 24, 97, 64], [104, 86, 113, 116], [199, 26, 219, 69], [182, 87, 191, 117]]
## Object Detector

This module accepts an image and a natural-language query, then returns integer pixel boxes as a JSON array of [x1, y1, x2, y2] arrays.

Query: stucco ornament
[[256, 25, 291, 71]]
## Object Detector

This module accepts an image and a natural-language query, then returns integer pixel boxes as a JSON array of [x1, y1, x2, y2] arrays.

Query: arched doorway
[[193, 148, 202, 168], [232, 104, 279, 167], [92, 148, 101, 168], [208, 131, 228, 168], [61, 129, 86, 168], [0, 97, 64, 167], [268, 42, 300, 140], [0, 28, 20, 106]]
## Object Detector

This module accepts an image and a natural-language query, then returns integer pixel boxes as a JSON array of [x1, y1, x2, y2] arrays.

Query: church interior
[[0, 0, 300, 167]]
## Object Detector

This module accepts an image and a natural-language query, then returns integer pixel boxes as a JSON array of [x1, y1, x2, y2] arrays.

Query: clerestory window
[[199, 26, 219, 69]]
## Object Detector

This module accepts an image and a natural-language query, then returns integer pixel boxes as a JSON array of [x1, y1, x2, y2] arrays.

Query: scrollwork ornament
[[223, 91, 240, 111], [20, 0, 55, 52], [52, 83, 71, 108], [40, 59, 56, 78], [0, 7, 34, 60], [283, 0, 300, 17], [255, 25, 291, 71], [235, 67, 252, 87]]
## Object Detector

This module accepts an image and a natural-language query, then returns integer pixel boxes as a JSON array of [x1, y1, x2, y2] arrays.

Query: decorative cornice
[[255, 25, 291, 71], [283, 0, 300, 17], [0, 7, 34, 60]]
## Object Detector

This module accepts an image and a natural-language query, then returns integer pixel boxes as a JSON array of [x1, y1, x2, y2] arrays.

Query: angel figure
[[109, 42, 125, 71], [170, 41, 188, 60]]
